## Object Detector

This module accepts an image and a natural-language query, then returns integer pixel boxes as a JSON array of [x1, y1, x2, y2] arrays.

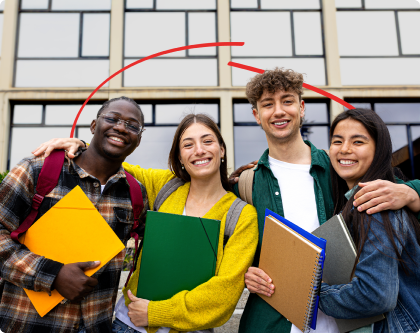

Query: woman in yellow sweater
[[33, 113, 258, 333]]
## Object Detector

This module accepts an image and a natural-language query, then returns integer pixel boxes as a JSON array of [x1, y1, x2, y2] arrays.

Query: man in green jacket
[[234, 67, 420, 333]]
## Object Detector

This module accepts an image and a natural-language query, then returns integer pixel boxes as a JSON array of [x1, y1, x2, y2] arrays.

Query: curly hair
[[246, 67, 304, 110], [97, 96, 144, 125]]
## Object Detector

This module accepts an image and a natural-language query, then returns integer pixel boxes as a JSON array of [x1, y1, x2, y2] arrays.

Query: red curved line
[[70, 42, 245, 138], [228, 62, 355, 111]]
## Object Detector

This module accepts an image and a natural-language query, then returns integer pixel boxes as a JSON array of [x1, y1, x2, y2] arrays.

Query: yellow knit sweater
[[121, 163, 258, 333]]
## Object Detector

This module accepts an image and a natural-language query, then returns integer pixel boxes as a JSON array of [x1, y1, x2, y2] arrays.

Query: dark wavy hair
[[330, 108, 420, 277], [168, 113, 231, 192]]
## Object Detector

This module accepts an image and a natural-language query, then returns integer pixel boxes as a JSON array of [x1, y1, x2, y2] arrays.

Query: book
[[258, 209, 326, 332], [312, 214, 384, 333], [20, 186, 125, 317], [136, 211, 220, 301]]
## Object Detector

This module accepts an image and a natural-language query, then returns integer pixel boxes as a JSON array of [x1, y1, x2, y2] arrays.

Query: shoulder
[[370, 209, 410, 235]]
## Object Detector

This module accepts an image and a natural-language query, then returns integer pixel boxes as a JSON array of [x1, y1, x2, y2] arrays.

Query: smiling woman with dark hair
[[319, 109, 420, 333]]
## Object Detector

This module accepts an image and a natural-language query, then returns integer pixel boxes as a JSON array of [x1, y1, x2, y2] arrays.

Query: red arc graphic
[[228, 61, 355, 110], [70, 42, 245, 137]]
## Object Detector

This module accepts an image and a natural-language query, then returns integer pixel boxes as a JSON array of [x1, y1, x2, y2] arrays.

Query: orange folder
[[19, 185, 125, 317]]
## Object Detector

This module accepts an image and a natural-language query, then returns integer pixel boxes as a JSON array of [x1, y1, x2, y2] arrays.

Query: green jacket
[[234, 141, 420, 333]]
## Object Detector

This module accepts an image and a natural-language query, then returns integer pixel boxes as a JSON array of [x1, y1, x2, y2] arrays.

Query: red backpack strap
[[11, 150, 66, 243], [124, 171, 144, 287]]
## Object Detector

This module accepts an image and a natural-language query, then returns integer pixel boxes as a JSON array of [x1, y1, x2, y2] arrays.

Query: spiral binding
[[301, 252, 324, 333]]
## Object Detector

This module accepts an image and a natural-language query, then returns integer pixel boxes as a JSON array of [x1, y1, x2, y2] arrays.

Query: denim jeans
[[112, 318, 137, 333]]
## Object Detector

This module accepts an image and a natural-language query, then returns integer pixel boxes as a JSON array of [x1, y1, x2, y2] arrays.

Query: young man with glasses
[[0, 96, 149, 333]]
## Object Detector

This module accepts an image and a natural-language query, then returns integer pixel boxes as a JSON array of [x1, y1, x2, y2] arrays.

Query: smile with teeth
[[110, 136, 125, 143], [193, 159, 210, 165], [339, 160, 357, 166], [273, 121, 289, 126]]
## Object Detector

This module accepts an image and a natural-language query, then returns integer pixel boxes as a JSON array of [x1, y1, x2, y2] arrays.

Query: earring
[[181, 164, 184, 169], [222, 158, 225, 163]]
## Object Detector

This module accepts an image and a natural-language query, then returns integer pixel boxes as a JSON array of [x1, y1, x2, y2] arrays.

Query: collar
[[256, 140, 327, 172], [345, 186, 357, 201], [69, 150, 127, 182]]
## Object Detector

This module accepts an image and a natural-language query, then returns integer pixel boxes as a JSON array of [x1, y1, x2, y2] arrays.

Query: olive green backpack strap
[[154, 177, 186, 211], [223, 198, 247, 247]]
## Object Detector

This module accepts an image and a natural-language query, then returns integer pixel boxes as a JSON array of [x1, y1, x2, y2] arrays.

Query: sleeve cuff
[[33, 258, 64, 293], [148, 299, 175, 327]]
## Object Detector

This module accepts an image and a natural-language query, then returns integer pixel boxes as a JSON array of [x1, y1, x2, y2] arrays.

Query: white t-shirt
[[268, 156, 339, 333]]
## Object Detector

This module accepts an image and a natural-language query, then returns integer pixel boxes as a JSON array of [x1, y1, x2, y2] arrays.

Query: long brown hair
[[330, 109, 420, 277], [168, 113, 231, 192]]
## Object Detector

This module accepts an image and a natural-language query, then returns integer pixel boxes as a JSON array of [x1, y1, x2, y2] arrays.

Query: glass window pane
[[15, 60, 110, 87], [336, 12, 399, 56], [188, 13, 216, 56], [18, 13, 79, 58], [304, 103, 328, 124], [365, 0, 420, 9], [124, 59, 218, 87], [387, 125, 408, 152], [302, 126, 329, 149], [0, 14, 3, 55], [10, 127, 72, 168], [340, 58, 420, 85], [398, 12, 420, 55], [125, 12, 186, 57], [77, 127, 94, 144], [294, 12, 323, 56], [344, 102, 372, 111], [126, 0, 154, 9], [45, 105, 100, 125], [155, 104, 218, 124], [375, 103, 420, 123], [234, 126, 268, 169], [13, 105, 43, 124], [51, 0, 111, 10], [230, 12, 292, 57], [335, 0, 362, 8], [139, 104, 153, 123], [232, 58, 326, 86], [261, 0, 320, 9], [234, 103, 255, 123], [411, 126, 420, 141], [21, 0, 49, 9], [231, 0, 258, 8], [82, 14, 110, 57], [156, 0, 216, 10], [0, 1, 4, 10], [124, 126, 177, 169]]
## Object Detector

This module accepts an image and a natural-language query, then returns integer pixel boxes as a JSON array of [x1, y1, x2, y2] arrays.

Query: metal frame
[[335, 6, 420, 57], [229, 0, 328, 85], [345, 98, 420, 178], [14, 0, 111, 87], [123, 1, 219, 87], [133, 99, 221, 127]]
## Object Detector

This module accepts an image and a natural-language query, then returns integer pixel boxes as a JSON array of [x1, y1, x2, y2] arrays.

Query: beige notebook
[[259, 215, 324, 332]]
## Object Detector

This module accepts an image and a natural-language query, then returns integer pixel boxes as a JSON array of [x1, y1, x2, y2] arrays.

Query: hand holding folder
[[20, 186, 125, 317]]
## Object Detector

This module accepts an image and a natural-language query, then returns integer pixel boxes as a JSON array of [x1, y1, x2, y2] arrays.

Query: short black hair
[[97, 96, 144, 125]]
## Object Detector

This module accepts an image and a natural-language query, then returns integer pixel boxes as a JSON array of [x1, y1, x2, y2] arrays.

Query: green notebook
[[136, 210, 221, 301]]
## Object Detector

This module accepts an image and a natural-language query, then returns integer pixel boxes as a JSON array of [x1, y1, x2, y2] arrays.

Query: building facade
[[0, 0, 419, 177]]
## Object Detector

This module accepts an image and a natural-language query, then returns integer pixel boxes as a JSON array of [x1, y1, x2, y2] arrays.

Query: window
[[345, 100, 420, 178], [123, 1, 218, 87], [15, 0, 111, 87], [230, 1, 327, 87], [233, 100, 329, 168], [124, 101, 220, 168], [9, 102, 104, 169], [335, 2, 420, 85]]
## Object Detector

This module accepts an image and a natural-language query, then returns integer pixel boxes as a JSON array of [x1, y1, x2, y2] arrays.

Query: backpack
[[237, 150, 330, 205], [153, 177, 247, 247], [8, 150, 144, 286]]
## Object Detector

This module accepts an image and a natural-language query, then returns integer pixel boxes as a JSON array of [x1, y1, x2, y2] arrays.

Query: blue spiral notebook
[[261, 209, 327, 331]]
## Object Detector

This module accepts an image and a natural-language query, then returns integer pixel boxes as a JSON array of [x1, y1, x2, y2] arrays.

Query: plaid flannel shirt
[[0, 153, 148, 333]]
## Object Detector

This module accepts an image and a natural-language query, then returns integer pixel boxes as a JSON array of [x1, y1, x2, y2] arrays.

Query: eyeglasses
[[99, 113, 145, 135]]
